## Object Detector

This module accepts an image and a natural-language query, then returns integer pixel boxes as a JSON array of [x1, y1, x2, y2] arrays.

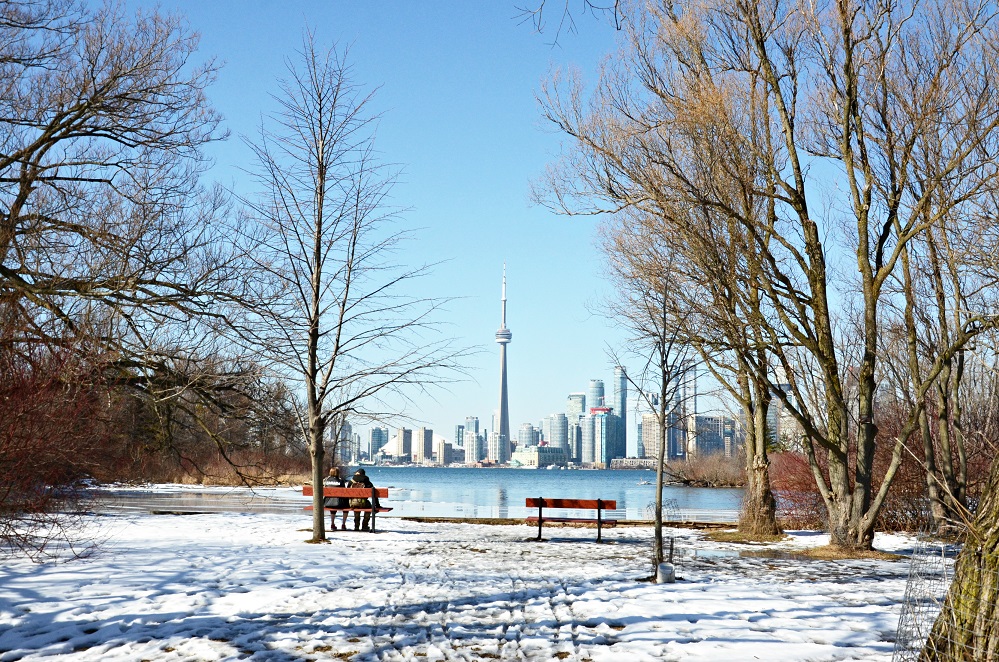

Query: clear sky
[[127, 2, 642, 439]]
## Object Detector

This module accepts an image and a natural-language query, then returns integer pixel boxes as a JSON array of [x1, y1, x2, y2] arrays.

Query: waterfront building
[[389, 427, 412, 460], [641, 410, 685, 461], [414, 427, 433, 464], [435, 436, 453, 466], [368, 427, 388, 458], [335, 421, 356, 463], [568, 421, 582, 463], [465, 416, 479, 437], [588, 379, 605, 408], [766, 384, 801, 449], [518, 423, 538, 448], [589, 407, 623, 468], [487, 431, 510, 464], [454, 424, 464, 448], [495, 267, 512, 453], [723, 417, 740, 458], [613, 366, 627, 461], [687, 415, 728, 457], [463, 430, 482, 465], [566, 392, 586, 422], [510, 445, 567, 468], [641, 412, 662, 461], [544, 413, 568, 453]]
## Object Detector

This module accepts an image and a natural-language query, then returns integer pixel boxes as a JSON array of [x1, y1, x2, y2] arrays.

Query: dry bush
[[769, 428, 928, 533], [667, 453, 745, 487], [0, 346, 114, 557]]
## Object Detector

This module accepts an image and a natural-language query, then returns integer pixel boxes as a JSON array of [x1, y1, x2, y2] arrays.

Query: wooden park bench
[[302, 484, 392, 533], [525, 497, 618, 543]]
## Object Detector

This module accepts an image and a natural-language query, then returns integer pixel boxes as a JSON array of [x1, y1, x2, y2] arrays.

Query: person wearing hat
[[322, 467, 349, 530], [346, 468, 377, 531]]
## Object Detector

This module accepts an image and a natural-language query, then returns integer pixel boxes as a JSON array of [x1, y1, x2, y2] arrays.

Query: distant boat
[[637, 480, 652, 485]]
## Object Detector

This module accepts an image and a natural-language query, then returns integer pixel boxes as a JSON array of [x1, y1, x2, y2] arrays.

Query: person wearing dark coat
[[323, 467, 349, 530], [346, 468, 377, 531]]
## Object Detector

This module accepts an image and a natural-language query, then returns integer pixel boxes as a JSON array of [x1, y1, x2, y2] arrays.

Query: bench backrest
[[525, 498, 617, 510], [303, 485, 389, 498]]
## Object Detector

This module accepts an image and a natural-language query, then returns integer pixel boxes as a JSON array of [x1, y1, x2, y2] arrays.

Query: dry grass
[[705, 530, 788, 544], [799, 545, 905, 561]]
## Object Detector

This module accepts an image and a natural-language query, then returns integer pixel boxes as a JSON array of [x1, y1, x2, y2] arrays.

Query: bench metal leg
[[536, 497, 544, 541], [597, 498, 603, 543]]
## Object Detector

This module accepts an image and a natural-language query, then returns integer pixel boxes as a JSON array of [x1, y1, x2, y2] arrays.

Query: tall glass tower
[[588, 379, 605, 409], [613, 366, 628, 457], [495, 266, 512, 454]]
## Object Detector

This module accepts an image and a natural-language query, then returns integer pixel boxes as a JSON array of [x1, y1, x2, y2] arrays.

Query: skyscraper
[[465, 416, 479, 437], [495, 266, 512, 457], [588, 379, 605, 408], [613, 366, 627, 457], [518, 423, 537, 448], [368, 427, 388, 458], [414, 427, 433, 464], [566, 393, 586, 422], [545, 413, 568, 453]]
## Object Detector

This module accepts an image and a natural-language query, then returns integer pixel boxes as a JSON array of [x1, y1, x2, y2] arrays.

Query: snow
[[0, 488, 915, 661]]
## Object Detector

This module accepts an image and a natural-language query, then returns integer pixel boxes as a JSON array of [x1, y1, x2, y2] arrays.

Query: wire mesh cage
[[891, 535, 960, 662]]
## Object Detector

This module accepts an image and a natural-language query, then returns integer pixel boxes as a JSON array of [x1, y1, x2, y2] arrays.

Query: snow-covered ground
[[0, 501, 916, 661]]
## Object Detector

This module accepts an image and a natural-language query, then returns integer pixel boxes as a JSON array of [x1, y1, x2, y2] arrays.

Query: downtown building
[[413, 427, 434, 464], [580, 406, 624, 468]]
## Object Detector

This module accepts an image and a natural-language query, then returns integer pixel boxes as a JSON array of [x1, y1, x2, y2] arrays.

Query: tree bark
[[738, 375, 779, 537], [921, 454, 999, 660]]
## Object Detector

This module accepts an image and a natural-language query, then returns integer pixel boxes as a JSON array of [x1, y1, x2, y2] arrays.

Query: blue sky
[[133, 2, 641, 439]]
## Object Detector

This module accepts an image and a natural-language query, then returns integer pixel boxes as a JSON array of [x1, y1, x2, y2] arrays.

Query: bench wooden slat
[[526, 516, 617, 526], [525, 498, 616, 510], [303, 485, 389, 498], [304, 506, 392, 513]]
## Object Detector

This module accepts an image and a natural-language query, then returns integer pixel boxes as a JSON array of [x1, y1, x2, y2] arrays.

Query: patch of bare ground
[[800, 545, 905, 561], [705, 530, 789, 544]]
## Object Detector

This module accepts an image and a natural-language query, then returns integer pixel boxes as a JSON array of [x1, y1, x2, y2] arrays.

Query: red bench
[[303, 485, 392, 533], [526, 497, 617, 543]]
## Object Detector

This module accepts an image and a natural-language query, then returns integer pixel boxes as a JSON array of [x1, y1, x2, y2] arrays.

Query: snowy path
[[0, 511, 913, 661]]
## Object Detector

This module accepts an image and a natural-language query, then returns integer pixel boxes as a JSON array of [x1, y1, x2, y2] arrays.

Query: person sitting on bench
[[323, 467, 348, 530], [347, 468, 378, 531]]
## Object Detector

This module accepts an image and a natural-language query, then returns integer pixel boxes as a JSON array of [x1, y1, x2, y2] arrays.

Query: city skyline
[[137, 3, 733, 443]]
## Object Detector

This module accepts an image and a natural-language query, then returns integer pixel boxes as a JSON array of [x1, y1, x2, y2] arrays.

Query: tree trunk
[[921, 454, 999, 660], [309, 402, 325, 542], [738, 378, 779, 537], [652, 396, 668, 572]]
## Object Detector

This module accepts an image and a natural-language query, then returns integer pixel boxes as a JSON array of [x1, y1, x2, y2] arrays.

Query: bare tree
[[239, 35, 461, 543], [0, 0, 233, 352], [517, 0, 623, 43], [602, 209, 696, 572], [0, 0, 267, 550], [538, 0, 999, 551]]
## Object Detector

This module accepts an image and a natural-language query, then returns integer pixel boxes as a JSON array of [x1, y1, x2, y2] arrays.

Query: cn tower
[[495, 265, 512, 447]]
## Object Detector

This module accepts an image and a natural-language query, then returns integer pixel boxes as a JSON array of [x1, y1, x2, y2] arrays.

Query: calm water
[[356, 466, 743, 521], [101, 467, 744, 522]]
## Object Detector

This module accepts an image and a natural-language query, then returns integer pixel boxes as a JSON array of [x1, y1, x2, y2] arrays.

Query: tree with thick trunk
[[921, 453, 999, 659], [538, 0, 999, 550]]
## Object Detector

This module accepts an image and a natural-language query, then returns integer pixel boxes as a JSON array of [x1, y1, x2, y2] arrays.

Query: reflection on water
[[100, 467, 744, 522]]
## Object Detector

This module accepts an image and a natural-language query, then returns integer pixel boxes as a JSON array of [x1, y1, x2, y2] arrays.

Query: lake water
[[349, 466, 743, 521], [101, 467, 744, 522]]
